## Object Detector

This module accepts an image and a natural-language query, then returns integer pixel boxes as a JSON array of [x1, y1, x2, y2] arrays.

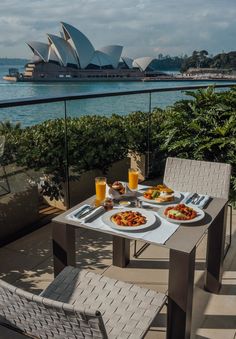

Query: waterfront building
[[19, 22, 163, 81]]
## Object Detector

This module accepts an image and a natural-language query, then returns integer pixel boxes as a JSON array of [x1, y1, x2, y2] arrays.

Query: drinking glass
[[95, 177, 107, 202], [128, 168, 139, 190]]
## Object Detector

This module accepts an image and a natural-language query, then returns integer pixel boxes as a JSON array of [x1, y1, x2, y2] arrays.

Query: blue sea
[[0, 63, 234, 127]]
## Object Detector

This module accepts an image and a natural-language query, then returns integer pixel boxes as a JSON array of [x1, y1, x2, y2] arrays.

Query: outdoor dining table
[[52, 187, 228, 339]]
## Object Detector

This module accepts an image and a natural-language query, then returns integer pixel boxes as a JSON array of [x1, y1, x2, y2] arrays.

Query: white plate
[[157, 204, 205, 224], [138, 191, 182, 205], [101, 208, 156, 231]]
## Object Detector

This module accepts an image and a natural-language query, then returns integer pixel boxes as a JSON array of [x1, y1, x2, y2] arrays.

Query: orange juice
[[95, 177, 106, 201], [128, 169, 139, 190]]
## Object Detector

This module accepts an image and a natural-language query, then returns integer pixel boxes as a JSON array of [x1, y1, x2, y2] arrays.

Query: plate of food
[[138, 184, 181, 205], [109, 181, 136, 199], [101, 208, 156, 231], [158, 203, 205, 224]]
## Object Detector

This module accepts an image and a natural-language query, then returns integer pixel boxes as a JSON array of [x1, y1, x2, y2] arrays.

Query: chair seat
[[42, 266, 166, 339]]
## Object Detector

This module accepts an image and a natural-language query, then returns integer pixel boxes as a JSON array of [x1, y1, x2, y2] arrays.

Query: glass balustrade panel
[[0, 101, 65, 244]]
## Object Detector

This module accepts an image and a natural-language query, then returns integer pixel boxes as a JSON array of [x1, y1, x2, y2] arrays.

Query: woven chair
[[0, 135, 10, 196], [134, 157, 232, 258], [0, 266, 166, 339]]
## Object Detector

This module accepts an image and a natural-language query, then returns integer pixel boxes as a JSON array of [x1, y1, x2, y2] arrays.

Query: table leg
[[52, 222, 76, 277], [167, 247, 196, 339], [205, 204, 227, 293], [112, 236, 130, 267]]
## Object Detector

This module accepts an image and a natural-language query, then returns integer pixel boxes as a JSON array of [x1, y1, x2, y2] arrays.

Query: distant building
[[21, 22, 161, 81]]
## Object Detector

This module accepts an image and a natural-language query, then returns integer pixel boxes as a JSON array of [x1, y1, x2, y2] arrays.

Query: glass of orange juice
[[128, 168, 139, 190], [95, 177, 107, 202]]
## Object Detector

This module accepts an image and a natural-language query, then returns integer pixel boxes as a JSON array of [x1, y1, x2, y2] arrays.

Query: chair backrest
[[0, 135, 5, 158], [0, 278, 107, 339], [163, 157, 231, 199]]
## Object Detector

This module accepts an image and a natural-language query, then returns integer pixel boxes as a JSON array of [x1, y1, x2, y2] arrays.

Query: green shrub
[[124, 109, 167, 176], [1, 87, 235, 203], [3, 115, 128, 200], [159, 86, 236, 203]]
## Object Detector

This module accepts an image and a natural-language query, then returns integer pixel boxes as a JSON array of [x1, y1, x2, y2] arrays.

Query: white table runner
[[66, 190, 191, 245], [67, 207, 180, 245]]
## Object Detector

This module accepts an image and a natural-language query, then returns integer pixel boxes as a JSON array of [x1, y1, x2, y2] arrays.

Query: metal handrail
[[0, 83, 234, 108]]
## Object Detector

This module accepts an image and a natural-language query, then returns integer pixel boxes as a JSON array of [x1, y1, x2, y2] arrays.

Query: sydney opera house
[[16, 22, 163, 81]]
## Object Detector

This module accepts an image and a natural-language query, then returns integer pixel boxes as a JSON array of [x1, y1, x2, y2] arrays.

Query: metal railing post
[[147, 92, 152, 178], [64, 100, 70, 209]]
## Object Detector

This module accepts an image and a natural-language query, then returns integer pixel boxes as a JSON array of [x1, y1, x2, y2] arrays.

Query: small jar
[[103, 197, 114, 211]]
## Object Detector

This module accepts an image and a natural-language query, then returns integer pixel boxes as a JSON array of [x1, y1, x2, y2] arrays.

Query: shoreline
[[3, 75, 236, 83]]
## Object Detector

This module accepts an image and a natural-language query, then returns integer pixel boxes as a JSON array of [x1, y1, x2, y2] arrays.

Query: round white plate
[[138, 191, 182, 206], [157, 204, 205, 224], [101, 208, 156, 231]]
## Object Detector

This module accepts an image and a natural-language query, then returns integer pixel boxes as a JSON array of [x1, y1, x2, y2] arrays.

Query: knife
[[75, 206, 97, 219], [74, 205, 92, 218]]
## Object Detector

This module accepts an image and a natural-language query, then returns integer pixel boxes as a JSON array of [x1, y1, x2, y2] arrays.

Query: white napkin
[[196, 195, 210, 209], [108, 183, 137, 199], [180, 192, 192, 204], [66, 205, 105, 222], [108, 186, 121, 199]]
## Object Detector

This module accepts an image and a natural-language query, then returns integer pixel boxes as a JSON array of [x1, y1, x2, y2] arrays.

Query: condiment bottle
[[103, 197, 114, 211]]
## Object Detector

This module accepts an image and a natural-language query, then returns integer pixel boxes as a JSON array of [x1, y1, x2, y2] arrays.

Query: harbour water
[[0, 63, 234, 126]]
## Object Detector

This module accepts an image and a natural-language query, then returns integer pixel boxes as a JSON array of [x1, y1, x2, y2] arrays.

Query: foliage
[[181, 50, 236, 72], [211, 51, 236, 69], [2, 116, 128, 200], [70, 115, 128, 173], [0, 121, 22, 165], [159, 86, 236, 203], [181, 50, 211, 72], [1, 87, 236, 203], [124, 108, 167, 176], [148, 56, 184, 71]]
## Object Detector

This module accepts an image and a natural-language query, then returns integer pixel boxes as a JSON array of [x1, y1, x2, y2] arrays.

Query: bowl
[[118, 200, 131, 207]]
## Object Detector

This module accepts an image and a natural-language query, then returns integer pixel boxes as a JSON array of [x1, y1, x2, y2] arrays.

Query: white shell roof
[[61, 22, 95, 69], [90, 51, 113, 67], [47, 34, 78, 67], [99, 45, 123, 68], [26, 22, 158, 72], [27, 41, 49, 62], [132, 57, 155, 71], [48, 45, 61, 64], [121, 56, 134, 69], [32, 54, 42, 63]]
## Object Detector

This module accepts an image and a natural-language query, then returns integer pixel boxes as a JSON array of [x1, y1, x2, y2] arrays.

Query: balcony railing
[[0, 83, 234, 245]]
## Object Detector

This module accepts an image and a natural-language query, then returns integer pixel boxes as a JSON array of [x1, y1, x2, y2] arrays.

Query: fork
[[195, 195, 204, 205], [191, 194, 200, 204]]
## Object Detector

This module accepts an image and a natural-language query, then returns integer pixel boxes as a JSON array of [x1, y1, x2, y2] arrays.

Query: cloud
[[0, 0, 235, 58]]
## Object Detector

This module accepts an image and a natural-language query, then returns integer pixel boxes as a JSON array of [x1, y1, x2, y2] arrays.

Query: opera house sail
[[4, 22, 164, 82]]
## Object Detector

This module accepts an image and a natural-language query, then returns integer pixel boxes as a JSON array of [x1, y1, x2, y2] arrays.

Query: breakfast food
[[111, 181, 125, 195], [143, 184, 174, 202], [164, 204, 197, 221], [156, 184, 174, 194], [111, 210, 147, 227], [155, 193, 174, 203]]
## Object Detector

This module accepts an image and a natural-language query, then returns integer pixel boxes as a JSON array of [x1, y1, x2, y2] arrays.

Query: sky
[[0, 0, 235, 59]]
